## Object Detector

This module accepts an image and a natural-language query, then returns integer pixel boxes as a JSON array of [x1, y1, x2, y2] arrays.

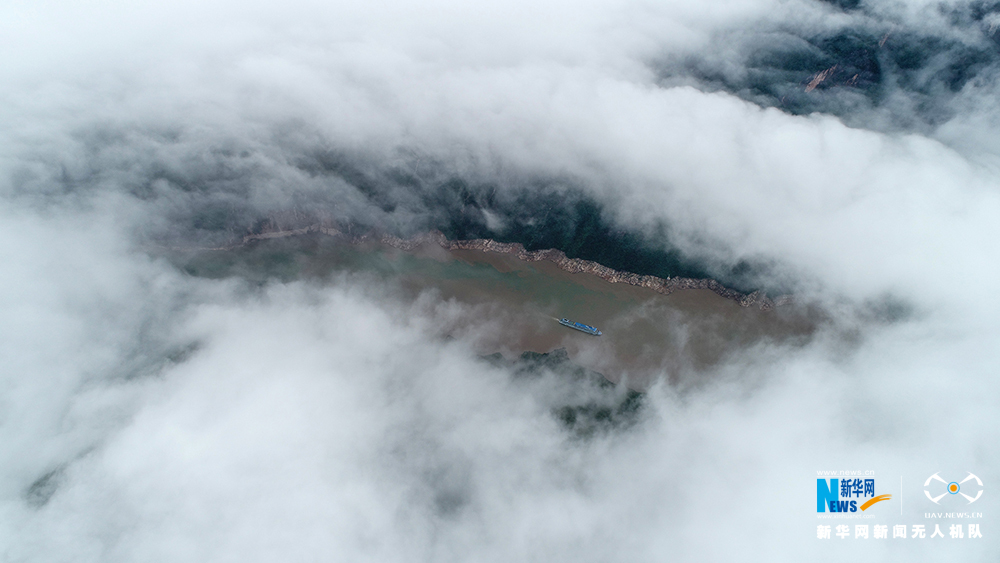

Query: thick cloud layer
[[1, 0, 999, 561]]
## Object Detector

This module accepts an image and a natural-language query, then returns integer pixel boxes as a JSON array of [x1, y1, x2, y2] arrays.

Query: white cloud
[[1, 0, 998, 560]]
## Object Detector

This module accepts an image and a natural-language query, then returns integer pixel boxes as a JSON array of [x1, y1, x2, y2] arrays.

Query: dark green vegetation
[[291, 151, 730, 283], [661, 0, 1000, 131], [484, 349, 644, 439], [38, 2, 1000, 305], [428, 182, 716, 283], [113, 137, 782, 294], [303, 162, 786, 292]]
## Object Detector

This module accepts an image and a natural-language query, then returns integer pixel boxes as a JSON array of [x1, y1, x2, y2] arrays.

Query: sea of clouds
[[1, 0, 998, 560]]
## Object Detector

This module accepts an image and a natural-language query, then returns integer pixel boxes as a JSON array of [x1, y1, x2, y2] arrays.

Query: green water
[[174, 234, 625, 313]]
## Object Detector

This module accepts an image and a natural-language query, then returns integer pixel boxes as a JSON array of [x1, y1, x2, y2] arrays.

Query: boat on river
[[558, 318, 602, 336]]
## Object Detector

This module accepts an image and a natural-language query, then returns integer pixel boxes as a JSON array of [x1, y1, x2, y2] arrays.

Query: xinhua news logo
[[818, 477, 891, 513]]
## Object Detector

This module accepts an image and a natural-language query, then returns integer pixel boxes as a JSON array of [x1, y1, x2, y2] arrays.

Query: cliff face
[[228, 225, 784, 310]]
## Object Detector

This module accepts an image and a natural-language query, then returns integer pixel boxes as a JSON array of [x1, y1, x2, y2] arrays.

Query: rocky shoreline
[[214, 224, 788, 310]]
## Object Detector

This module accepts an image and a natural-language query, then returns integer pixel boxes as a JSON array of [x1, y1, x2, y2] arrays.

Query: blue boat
[[558, 318, 602, 336]]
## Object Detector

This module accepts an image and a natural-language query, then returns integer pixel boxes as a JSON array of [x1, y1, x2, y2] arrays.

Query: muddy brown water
[[176, 235, 819, 389]]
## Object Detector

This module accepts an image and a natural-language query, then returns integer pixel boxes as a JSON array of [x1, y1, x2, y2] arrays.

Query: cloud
[[1, 0, 999, 561]]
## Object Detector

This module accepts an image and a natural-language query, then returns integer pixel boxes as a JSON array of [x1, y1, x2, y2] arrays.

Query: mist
[[1, 0, 998, 561]]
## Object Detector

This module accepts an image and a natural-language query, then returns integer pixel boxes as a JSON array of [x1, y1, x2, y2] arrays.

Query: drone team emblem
[[924, 472, 983, 504]]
